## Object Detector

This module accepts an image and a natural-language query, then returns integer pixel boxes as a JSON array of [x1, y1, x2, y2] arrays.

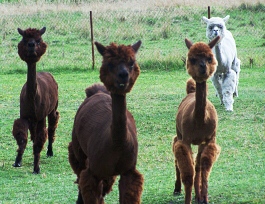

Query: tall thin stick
[[90, 11, 95, 70], [208, 6, 211, 19]]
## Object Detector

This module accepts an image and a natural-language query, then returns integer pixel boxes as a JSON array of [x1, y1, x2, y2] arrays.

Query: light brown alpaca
[[172, 37, 221, 204], [68, 41, 143, 203], [12, 27, 59, 174]]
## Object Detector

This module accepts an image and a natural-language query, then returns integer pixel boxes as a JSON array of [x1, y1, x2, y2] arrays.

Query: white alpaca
[[202, 15, 240, 111]]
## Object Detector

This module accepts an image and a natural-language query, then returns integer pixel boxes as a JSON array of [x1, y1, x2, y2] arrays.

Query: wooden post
[[208, 6, 210, 19], [90, 11, 95, 70]]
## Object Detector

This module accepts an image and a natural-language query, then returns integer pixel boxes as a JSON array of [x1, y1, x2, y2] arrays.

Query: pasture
[[0, 0, 265, 203]]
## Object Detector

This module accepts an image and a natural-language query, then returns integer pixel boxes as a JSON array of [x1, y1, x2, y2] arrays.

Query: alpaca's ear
[[40, 27, 46, 35], [17, 28, 24, 36], [208, 36, 220, 48], [202, 16, 209, 23], [223, 15, 230, 23], [132, 40, 142, 53], [185, 38, 193, 49], [95, 42, 106, 56]]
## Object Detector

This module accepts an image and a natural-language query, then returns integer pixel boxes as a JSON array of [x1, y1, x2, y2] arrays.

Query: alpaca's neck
[[194, 81, 207, 123], [111, 93, 127, 147], [26, 62, 37, 104]]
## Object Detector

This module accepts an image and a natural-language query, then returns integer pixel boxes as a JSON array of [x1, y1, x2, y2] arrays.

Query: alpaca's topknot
[[103, 43, 136, 63], [188, 42, 213, 58]]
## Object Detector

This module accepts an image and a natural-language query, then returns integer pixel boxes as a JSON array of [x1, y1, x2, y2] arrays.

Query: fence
[[0, 1, 264, 73]]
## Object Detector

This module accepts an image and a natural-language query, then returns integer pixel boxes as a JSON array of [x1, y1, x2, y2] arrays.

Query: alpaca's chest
[[178, 119, 217, 145]]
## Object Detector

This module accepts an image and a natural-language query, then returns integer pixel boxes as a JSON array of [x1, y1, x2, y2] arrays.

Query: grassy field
[[0, 1, 265, 204]]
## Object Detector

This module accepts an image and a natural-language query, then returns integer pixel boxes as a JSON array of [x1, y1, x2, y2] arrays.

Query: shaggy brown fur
[[68, 41, 143, 204], [172, 37, 221, 204], [12, 27, 59, 174]]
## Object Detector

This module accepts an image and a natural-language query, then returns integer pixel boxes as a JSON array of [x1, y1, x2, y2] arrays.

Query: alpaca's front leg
[[79, 167, 104, 204], [200, 143, 221, 204], [222, 70, 236, 111], [12, 118, 29, 167], [173, 141, 194, 204], [33, 119, 48, 174], [194, 144, 204, 202], [47, 110, 60, 157], [119, 169, 144, 204]]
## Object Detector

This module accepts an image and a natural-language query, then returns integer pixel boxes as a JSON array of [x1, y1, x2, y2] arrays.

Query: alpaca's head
[[95, 41, 141, 95], [185, 37, 219, 83], [17, 27, 47, 63], [202, 15, 229, 42]]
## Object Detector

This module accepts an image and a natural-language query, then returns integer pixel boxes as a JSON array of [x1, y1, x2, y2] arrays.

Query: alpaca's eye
[[190, 58, 196, 64], [218, 25, 223, 29], [36, 39, 41, 45], [209, 25, 213, 30], [208, 58, 212, 63], [129, 61, 135, 70]]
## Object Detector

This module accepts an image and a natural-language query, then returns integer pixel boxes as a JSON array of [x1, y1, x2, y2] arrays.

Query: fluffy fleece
[[202, 15, 240, 111], [68, 41, 144, 204], [172, 37, 221, 204]]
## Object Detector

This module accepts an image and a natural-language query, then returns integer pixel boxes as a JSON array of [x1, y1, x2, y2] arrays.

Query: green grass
[[1, 67, 265, 203], [0, 1, 265, 203]]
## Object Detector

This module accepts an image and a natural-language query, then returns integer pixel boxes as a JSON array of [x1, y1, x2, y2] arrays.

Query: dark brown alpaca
[[68, 41, 144, 203], [172, 37, 221, 204], [12, 27, 59, 174]]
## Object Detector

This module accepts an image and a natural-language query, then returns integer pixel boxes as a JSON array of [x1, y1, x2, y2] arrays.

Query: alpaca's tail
[[186, 78, 196, 94], [85, 84, 109, 98]]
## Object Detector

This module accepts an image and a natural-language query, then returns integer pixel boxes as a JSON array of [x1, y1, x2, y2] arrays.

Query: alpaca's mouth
[[27, 51, 37, 57], [116, 81, 128, 89]]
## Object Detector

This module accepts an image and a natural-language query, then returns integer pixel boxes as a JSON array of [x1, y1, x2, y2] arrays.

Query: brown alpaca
[[68, 41, 144, 203], [172, 37, 221, 204], [12, 27, 59, 174]]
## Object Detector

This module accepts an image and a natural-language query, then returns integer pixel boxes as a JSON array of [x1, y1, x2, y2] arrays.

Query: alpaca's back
[[85, 83, 109, 98]]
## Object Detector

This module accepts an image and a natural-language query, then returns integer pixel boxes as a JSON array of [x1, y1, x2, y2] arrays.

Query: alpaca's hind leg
[[231, 58, 240, 97], [173, 159, 182, 195], [172, 136, 182, 195], [200, 143, 221, 204], [68, 142, 87, 178], [173, 141, 194, 204], [79, 167, 104, 204], [33, 119, 48, 174], [47, 109, 59, 157], [12, 118, 29, 167], [211, 74, 223, 104], [119, 168, 144, 204]]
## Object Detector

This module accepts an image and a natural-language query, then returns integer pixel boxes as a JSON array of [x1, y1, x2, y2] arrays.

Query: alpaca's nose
[[28, 42, 35, 47], [213, 29, 218, 36], [199, 62, 206, 74], [118, 68, 129, 80]]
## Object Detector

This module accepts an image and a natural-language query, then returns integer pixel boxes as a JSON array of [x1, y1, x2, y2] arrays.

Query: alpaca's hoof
[[33, 167, 40, 174], [173, 190, 181, 196], [47, 150, 53, 157], [33, 170, 40, 174], [13, 162, 22, 167]]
